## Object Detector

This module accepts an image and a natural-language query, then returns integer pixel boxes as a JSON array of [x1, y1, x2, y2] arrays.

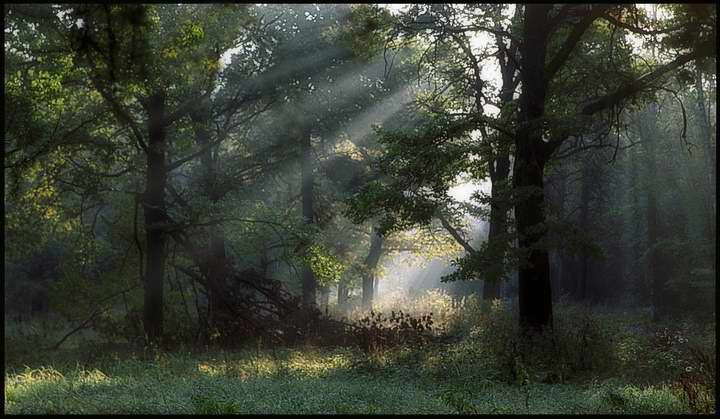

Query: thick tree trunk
[[514, 154, 553, 332], [142, 91, 168, 344], [514, 5, 554, 333], [301, 130, 317, 308], [482, 270, 501, 301], [362, 227, 384, 310]]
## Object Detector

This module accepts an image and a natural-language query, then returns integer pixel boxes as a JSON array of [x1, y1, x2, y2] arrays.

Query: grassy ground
[[4, 344, 693, 414], [5, 297, 715, 414]]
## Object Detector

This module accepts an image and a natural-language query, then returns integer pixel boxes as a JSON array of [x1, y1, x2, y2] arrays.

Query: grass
[[4, 344, 698, 414], [5, 295, 714, 414], [5, 347, 452, 414]]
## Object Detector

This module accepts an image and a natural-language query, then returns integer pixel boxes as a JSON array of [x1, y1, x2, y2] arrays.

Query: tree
[[510, 4, 715, 332], [54, 4, 257, 344]]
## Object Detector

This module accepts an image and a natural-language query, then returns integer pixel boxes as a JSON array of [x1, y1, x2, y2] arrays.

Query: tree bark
[[301, 130, 317, 308], [142, 91, 168, 345], [362, 227, 384, 310], [514, 5, 554, 333], [514, 153, 554, 332]]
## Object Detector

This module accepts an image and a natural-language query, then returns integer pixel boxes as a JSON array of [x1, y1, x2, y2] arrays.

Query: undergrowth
[[5, 292, 715, 414]]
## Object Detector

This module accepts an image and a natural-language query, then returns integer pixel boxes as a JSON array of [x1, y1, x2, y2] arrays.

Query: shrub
[[469, 301, 618, 383], [350, 310, 435, 352], [190, 394, 241, 414]]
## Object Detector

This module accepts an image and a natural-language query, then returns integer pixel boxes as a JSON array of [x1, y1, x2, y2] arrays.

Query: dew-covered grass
[[5, 296, 714, 414]]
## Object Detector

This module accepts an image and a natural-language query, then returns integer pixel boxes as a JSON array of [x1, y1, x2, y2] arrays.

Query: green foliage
[[342, 5, 395, 60], [303, 244, 347, 286], [439, 387, 480, 414], [4, 4, 716, 414]]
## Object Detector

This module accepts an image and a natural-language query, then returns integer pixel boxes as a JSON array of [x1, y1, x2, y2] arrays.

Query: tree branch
[[437, 213, 477, 255], [545, 5, 610, 84], [581, 49, 702, 116]]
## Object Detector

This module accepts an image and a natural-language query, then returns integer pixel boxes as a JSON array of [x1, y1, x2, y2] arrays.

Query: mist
[[4, 3, 716, 415]]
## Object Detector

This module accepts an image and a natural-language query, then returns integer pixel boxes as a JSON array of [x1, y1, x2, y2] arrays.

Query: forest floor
[[4, 297, 716, 414]]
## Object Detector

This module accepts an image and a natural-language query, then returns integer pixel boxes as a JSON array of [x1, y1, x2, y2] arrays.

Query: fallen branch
[[47, 284, 139, 350]]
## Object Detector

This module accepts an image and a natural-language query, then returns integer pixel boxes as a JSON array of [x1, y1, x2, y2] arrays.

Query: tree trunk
[[478, 22, 517, 302], [190, 105, 228, 333], [627, 142, 646, 304], [640, 104, 664, 320], [318, 286, 330, 314], [337, 277, 349, 314], [556, 165, 571, 297], [373, 275, 380, 301], [514, 5, 554, 333], [301, 130, 317, 308], [362, 227, 384, 310], [483, 152, 510, 301], [578, 159, 592, 301], [694, 65, 716, 240], [514, 154, 554, 333], [142, 91, 168, 345], [482, 270, 501, 301]]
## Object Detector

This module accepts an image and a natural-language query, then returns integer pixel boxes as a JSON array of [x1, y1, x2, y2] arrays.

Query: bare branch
[[545, 5, 610, 84], [437, 213, 477, 255]]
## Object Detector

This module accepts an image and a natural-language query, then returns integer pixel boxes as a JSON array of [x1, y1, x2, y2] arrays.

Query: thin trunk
[[479, 20, 517, 302], [556, 166, 570, 296], [260, 243, 269, 279], [362, 227, 384, 310], [301, 130, 317, 308], [694, 66, 716, 239], [142, 91, 167, 345], [337, 278, 349, 314], [641, 104, 663, 320], [484, 153, 510, 300], [645, 8, 663, 320], [373, 276, 379, 301], [628, 143, 645, 304], [190, 105, 228, 332], [319, 286, 330, 314], [578, 160, 592, 301]]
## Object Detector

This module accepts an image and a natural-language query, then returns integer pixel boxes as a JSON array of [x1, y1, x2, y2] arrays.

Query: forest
[[4, 3, 716, 414]]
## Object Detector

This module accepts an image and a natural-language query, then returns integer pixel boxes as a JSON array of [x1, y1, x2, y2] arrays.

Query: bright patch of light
[[449, 180, 488, 203]]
